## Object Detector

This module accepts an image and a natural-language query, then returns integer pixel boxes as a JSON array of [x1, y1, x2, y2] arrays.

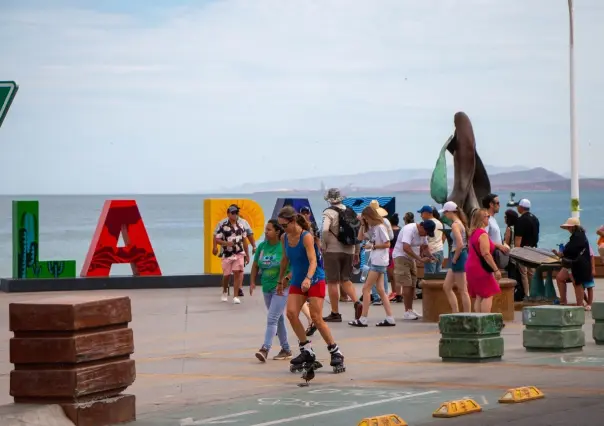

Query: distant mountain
[[374, 167, 604, 192], [222, 164, 530, 193]]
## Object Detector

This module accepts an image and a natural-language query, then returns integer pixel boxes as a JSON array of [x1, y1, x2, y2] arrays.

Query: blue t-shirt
[[285, 231, 325, 287]]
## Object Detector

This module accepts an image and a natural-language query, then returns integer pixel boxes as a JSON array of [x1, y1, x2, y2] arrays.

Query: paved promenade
[[1, 282, 603, 425]]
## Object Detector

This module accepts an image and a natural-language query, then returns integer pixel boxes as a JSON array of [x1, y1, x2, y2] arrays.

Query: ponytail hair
[[278, 206, 310, 231], [267, 219, 284, 238]]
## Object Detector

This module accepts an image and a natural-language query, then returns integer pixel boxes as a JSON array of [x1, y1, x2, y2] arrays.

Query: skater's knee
[[286, 308, 298, 322], [309, 311, 323, 325]]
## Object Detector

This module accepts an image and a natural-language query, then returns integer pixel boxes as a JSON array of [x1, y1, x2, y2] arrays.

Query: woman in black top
[[553, 218, 594, 308]]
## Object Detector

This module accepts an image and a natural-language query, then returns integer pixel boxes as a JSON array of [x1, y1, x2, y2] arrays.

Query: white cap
[[442, 201, 458, 212], [518, 199, 531, 209]]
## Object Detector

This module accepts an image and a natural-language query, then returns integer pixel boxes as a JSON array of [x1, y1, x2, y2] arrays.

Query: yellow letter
[[204, 199, 265, 274]]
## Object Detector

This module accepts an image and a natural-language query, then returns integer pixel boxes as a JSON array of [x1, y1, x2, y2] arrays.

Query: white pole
[[568, 0, 580, 218]]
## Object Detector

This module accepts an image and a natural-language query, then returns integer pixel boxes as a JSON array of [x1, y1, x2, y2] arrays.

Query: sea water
[[0, 190, 602, 277]]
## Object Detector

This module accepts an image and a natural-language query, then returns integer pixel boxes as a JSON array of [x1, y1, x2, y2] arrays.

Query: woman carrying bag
[[466, 208, 502, 313]]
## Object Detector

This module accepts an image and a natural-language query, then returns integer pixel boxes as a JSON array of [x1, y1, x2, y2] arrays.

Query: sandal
[[376, 319, 395, 327], [348, 319, 368, 327]]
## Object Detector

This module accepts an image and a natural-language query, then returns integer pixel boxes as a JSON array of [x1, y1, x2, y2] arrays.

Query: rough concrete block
[[523, 328, 585, 351], [592, 302, 604, 320], [439, 313, 504, 335], [592, 302, 604, 345], [439, 313, 504, 362], [522, 306, 585, 352], [62, 394, 135, 426], [9, 296, 131, 331], [439, 336, 504, 362], [522, 305, 585, 328]]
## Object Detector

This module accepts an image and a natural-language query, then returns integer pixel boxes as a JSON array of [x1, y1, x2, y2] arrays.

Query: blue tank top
[[285, 231, 325, 287]]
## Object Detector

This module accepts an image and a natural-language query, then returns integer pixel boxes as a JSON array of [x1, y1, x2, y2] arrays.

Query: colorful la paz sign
[[11, 196, 395, 279]]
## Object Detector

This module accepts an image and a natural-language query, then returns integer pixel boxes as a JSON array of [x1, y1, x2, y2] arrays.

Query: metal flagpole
[[568, 0, 580, 218]]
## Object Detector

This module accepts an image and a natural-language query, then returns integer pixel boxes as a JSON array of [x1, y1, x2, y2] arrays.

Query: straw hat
[[369, 200, 388, 217], [560, 217, 580, 229]]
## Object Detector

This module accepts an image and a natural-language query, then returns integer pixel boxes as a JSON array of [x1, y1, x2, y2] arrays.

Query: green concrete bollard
[[523, 306, 585, 352], [592, 302, 604, 345], [439, 313, 504, 362]]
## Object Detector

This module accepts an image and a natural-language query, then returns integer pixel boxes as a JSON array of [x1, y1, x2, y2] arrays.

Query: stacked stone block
[[522, 305, 585, 352], [9, 295, 136, 425], [439, 313, 504, 362]]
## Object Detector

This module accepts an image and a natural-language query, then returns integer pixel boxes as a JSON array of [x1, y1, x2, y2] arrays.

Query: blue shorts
[[369, 265, 388, 274], [583, 280, 595, 289], [451, 249, 468, 273]]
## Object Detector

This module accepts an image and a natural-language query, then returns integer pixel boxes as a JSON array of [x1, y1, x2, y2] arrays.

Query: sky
[[1, 0, 603, 194]]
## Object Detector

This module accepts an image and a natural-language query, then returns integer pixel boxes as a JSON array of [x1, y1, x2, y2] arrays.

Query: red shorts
[[289, 280, 326, 298]]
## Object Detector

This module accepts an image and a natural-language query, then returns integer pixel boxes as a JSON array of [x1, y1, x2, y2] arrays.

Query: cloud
[[0, 0, 603, 194]]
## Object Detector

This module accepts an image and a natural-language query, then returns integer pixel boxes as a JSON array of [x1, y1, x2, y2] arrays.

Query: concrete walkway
[[1, 282, 603, 425]]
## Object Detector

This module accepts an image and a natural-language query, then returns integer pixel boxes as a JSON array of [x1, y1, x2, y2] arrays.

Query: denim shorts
[[451, 249, 468, 273], [369, 265, 388, 274]]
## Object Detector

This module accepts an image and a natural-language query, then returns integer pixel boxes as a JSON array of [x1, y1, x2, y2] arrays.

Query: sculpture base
[[1, 274, 251, 293]]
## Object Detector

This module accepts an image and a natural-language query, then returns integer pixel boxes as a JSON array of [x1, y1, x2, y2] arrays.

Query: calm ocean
[[1, 190, 603, 278]]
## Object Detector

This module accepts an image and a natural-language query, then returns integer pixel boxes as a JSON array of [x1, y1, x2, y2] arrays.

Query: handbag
[[471, 238, 494, 273]]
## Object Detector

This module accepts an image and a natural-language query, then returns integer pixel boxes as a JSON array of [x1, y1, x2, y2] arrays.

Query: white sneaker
[[221, 293, 228, 302], [403, 310, 419, 321], [233, 297, 241, 304], [411, 309, 423, 318]]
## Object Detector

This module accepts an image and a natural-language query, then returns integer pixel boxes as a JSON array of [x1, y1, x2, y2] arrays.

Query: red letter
[[81, 200, 161, 277]]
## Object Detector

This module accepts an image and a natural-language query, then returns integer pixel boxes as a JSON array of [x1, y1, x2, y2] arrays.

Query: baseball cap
[[518, 199, 531, 209], [441, 201, 458, 213], [227, 204, 240, 214], [417, 205, 433, 214], [420, 220, 436, 238], [300, 206, 311, 214]]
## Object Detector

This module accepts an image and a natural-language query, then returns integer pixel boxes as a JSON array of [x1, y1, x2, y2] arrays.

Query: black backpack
[[327, 206, 360, 246]]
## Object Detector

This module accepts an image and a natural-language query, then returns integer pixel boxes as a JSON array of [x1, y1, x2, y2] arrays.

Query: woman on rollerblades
[[277, 206, 346, 375]]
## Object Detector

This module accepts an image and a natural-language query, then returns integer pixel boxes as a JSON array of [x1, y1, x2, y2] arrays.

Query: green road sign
[[0, 81, 19, 128]]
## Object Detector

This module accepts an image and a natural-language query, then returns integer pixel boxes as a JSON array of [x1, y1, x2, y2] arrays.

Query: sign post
[[0, 81, 19, 128]]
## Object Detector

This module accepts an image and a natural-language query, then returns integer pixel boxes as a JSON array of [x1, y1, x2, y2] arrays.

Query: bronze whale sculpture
[[431, 112, 491, 219]]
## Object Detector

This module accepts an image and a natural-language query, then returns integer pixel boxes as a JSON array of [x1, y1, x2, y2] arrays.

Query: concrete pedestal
[[439, 313, 504, 362], [522, 305, 585, 352]]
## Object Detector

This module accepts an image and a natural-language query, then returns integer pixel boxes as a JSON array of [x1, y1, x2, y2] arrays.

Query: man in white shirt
[[418, 205, 444, 274], [482, 194, 510, 254], [392, 220, 436, 320]]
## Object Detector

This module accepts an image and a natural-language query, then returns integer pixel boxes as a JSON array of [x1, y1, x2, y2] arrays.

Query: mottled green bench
[[523, 306, 585, 352], [439, 313, 504, 362]]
